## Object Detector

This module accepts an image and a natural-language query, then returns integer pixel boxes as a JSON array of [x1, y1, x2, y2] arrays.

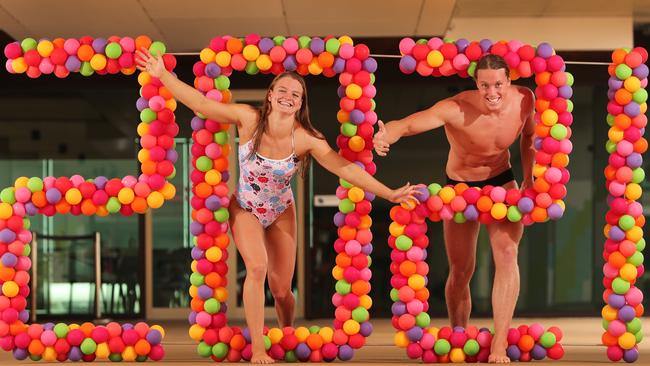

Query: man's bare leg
[[443, 219, 480, 327]]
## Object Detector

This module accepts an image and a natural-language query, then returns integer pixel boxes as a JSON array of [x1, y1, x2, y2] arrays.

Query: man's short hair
[[476, 54, 510, 78]]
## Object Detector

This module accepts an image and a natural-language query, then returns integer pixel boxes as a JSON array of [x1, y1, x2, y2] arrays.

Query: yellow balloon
[[205, 169, 222, 185], [343, 319, 360, 335], [427, 50, 444, 68], [147, 191, 164, 209], [256, 54, 273, 71], [37, 40, 54, 57], [0, 203, 13, 220], [199, 48, 216, 64], [348, 187, 365, 203], [319, 327, 334, 343], [394, 331, 409, 348], [438, 186, 456, 203], [90, 54, 107, 71], [188, 324, 206, 341], [205, 247, 222, 262], [242, 45, 260, 61], [389, 222, 405, 237], [65, 188, 82, 205], [11, 57, 27, 73], [345, 84, 362, 100], [294, 326, 310, 342], [215, 51, 232, 67], [117, 187, 135, 205]]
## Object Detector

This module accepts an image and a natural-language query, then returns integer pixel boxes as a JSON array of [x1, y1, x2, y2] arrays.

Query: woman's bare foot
[[251, 351, 275, 364], [489, 336, 510, 363]]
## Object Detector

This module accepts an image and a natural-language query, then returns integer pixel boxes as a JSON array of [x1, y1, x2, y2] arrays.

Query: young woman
[[137, 50, 417, 364]]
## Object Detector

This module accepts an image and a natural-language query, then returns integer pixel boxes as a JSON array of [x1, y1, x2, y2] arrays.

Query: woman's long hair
[[248, 71, 324, 177]]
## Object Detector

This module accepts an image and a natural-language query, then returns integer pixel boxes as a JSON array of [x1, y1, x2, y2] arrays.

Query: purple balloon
[[607, 90, 616, 100], [191, 116, 205, 131], [0, 229, 17, 244], [349, 109, 365, 124], [166, 149, 178, 163], [45, 188, 61, 204], [406, 326, 423, 341], [609, 226, 625, 241], [338, 344, 354, 361], [13, 348, 28, 360], [219, 302, 228, 313], [283, 55, 297, 71], [68, 346, 83, 361], [204, 63, 221, 78], [415, 185, 430, 202], [453, 326, 465, 332], [205, 195, 221, 211], [65, 55, 81, 72], [517, 197, 534, 213], [221, 171, 229, 182], [198, 285, 213, 300], [609, 77, 624, 90], [455, 38, 470, 52], [392, 301, 407, 316], [191, 247, 204, 261], [18, 310, 29, 322], [146, 329, 162, 345], [534, 137, 543, 150], [337, 85, 346, 98], [547, 203, 564, 219], [43, 322, 55, 330], [333, 57, 346, 74], [558, 85, 573, 99], [479, 39, 493, 52], [633, 64, 649, 79], [361, 243, 373, 255], [25, 202, 38, 216], [258, 38, 275, 53], [1, 253, 17, 267], [531, 344, 547, 360], [295, 343, 311, 360], [363, 57, 377, 73], [506, 345, 521, 361], [310, 37, 325, 55], [92, 38, 108, 53], [94, 176, 108, 189], [464, 205, 479, 221], [364, 191, 375, 201], [122, 323, 134, 330], [608, 293, 626, 308], [618, 305, 636, 322], [624, 348, 639, 363], [188, 311, 197, 324], [624, 102, 641, 117], [537, 43, 554, 58], [190, 222, 204, 236], [359, 321, 373, 336], [242, 327, 251, 342], [136, 97, 148, 112], [399, 55, 416, 73], [626, 153, 643, 168], [333, 212, 345, 227]]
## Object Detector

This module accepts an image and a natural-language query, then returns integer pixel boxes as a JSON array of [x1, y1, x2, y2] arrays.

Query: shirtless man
[[373, 54, 535, 363]]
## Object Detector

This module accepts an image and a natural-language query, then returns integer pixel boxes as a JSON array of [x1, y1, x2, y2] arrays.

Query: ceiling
[[1, 0, 649, 52]]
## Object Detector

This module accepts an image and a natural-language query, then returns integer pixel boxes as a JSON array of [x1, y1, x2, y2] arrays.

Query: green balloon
[[367, 255, 372, 267], [606, 114, 615, 126], [338, 198, 355, 214], [371, 99, 376, 111], [325, 38, 341, 55], [54, 323, 69, 338], [463, 339, 480, 356], [453, 212, 466, 224], [190, 272, 205, 286], [352, 307, 369, 322], [335, 280, 351, 295], [215, 75, 230, 90], [204, 298, 221, 314], [105, 42, 123, 59], [0, 188, 16, 204], [21, 38, 37, 52], [507, 206, 522, 222], [612, 277, 631, 294], [149, 41, 166, 56], [428, 183, 442, 196], [416, 39, 428, 45], [29, 355, 42, 361], [140, 108, 156, 123], [390, 288, 399, 302], [263, 335, 271, 350], [80, 61, 94, 76], [415, 312, 431, 327], [619, 215, 636, 231], [566, 99, 574, 113], [339, 178, 353, 189], [168, 167, 177, 180], [468, 62, 477, 78], [136, 355, 148, 362], [109, 353, 123, 362], [627, 317, 642, 333], [615, 64, 633, 80], [211, 342, 228, 358], [197, 342, 212, 357], [214, 131, 229, 145], [245, 61, 259, 75], [27, 177, 43, 192], [602, 318, 610, 331], [539, 332, 556, 348], [633, 88, 648, 104], [395, 235, 413, 251], [434, 339, 451, 355], [605, 140, 617, 154], [566, 72, 574, 86], [22, 244, 31, 257], [23, 218, 30, 230], [196, 156, 213, 172], [106, 197, 121, 213], [214, 207, 229, 222], [370, 73, 376, 84], [636, 330, 644, 343], [341, 122, 358, 137], [632, 168, 645, 184], [309, 325, 320, 334], [628, 251, 644, 266], [285, 350, 297, 362], [80, 338, 97, 355], [636, 238, 646, 251], [298, 36, 311, 49], [273, 36, 286, 46], [550, 124, 568, 140]]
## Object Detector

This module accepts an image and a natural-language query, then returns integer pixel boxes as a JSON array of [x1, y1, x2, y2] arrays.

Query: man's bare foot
[[251, 351, 275, 364], [489, 337, 510, 363]]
